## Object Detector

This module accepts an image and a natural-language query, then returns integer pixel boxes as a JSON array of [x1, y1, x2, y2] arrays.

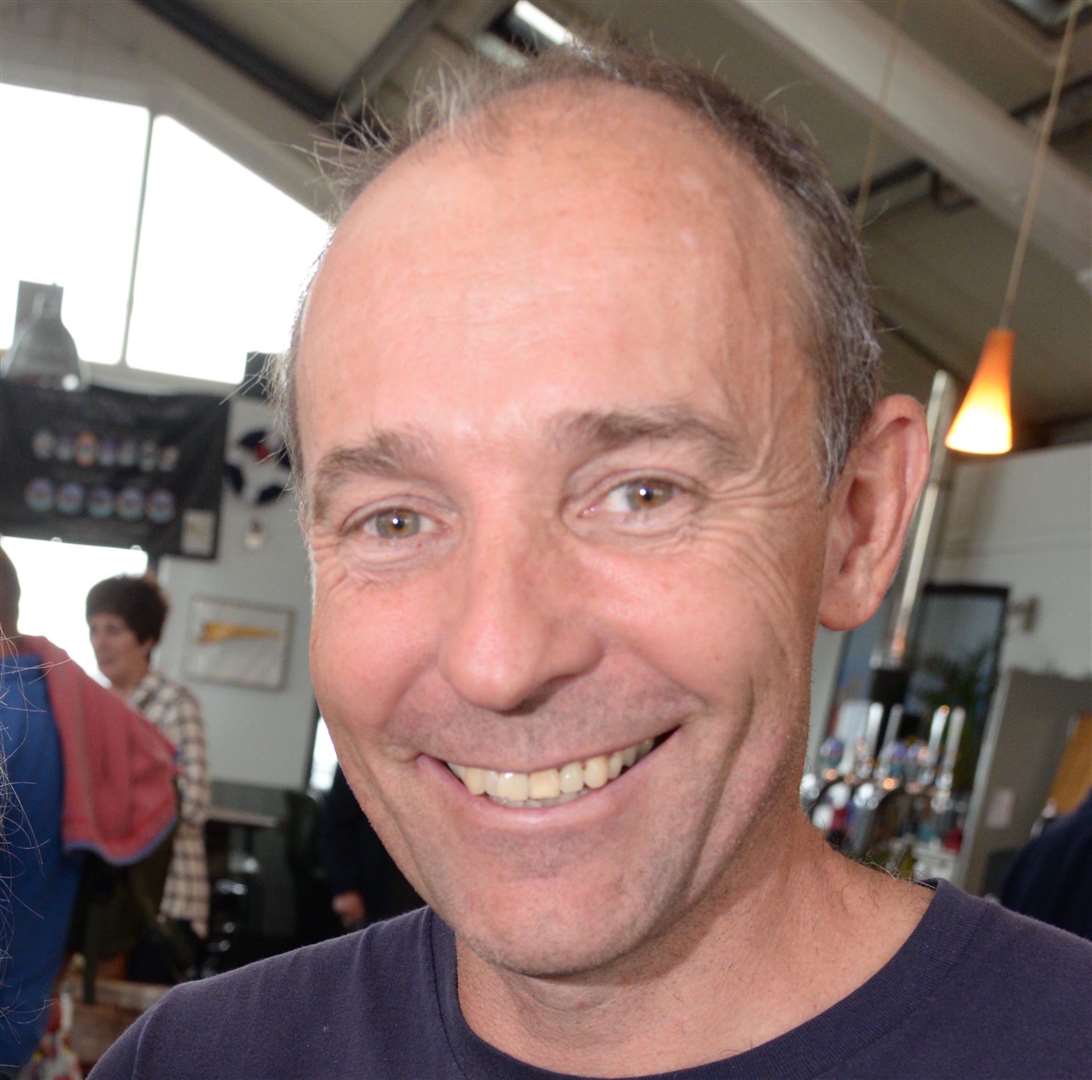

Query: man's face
[[298, 90, 833, 977]]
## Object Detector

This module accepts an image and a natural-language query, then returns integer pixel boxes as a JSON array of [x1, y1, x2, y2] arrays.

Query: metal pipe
[[873, 368, 961, 670]]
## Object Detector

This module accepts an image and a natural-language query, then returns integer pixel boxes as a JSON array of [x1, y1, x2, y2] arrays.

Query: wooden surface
[[1049, 712, 1092, 814], [61, 976, 171, 1068], [208, 804, 280, 829], [206, 803, 279, 829]]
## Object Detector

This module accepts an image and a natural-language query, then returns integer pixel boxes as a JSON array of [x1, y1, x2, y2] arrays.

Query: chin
[[441, 863, 686, 980], [464, 905, 656, 979]]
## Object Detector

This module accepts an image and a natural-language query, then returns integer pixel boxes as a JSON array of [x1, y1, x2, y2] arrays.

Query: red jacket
[[21, 635, 177, 864]]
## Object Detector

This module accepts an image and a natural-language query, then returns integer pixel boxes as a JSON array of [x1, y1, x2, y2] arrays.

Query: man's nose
[[436, 521, 603, 713]]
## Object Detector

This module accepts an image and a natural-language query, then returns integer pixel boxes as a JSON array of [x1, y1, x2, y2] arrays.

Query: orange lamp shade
[[945, 328, 1014, 455]]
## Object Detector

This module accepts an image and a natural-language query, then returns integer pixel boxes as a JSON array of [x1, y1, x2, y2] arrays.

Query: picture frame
[[183, 595, 293, 691]]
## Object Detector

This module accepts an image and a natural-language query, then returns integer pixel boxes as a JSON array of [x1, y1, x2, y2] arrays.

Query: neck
[[112, 664, 150, 697], [457, 807, 931, 1077]]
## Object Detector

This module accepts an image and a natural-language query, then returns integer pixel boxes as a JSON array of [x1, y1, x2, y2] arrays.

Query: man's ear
[[818, 394, 930, 632]]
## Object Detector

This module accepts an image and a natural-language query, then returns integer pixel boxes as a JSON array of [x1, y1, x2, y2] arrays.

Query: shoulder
[[954, 885, 1092, 986], [926, 885, 1092, 1067], [90, 909, 436, 1078], [182, 906, 433, 1001], [820, 883, 1092, 1079], [139, 671, 202, 718]]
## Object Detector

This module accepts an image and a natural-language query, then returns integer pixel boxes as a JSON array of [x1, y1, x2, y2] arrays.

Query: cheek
[[603, 522, 823, 702], [308, 551, 439, 751]]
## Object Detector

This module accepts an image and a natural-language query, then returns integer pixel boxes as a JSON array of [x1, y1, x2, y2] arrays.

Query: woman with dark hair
[[87, 575, 210, 981]]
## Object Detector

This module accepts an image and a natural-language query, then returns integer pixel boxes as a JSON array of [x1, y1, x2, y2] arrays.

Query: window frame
[[0, 67, 326, 392]]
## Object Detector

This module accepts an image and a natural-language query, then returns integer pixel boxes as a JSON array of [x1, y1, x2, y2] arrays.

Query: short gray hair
[[271, 40, 880, 494]]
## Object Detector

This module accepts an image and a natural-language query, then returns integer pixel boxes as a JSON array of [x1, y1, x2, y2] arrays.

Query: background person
[[0, 546, 176, 1075], [319, 765, 422, 930], [86, 576, 210, 982], [1001, 790, 1092, 941]]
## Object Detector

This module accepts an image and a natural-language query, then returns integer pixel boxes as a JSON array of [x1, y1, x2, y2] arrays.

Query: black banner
[[0, 382, 227, 559]]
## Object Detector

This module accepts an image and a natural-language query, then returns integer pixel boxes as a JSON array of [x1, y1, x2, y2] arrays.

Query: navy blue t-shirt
[[90, 880, 1092, 1079]]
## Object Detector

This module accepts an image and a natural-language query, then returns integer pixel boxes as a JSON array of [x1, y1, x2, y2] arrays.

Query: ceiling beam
[[719, 0, 1092, 284], [336, 0, 455, 119], [135, 0, 334, 121]]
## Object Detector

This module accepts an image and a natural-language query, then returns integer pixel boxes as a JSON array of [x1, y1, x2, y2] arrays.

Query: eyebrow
[[549, 406, 746, 472], [307, 405, 744, 524], [309, 428, 438, 524]]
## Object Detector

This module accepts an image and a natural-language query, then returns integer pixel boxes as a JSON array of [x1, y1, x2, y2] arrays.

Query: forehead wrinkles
[[296, 82, 814, 476]]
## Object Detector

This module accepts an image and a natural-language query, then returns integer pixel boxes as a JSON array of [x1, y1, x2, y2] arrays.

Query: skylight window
[[0, 82, 328, 385], [0, 84, 148, 364], [125, 116, 328, 384]]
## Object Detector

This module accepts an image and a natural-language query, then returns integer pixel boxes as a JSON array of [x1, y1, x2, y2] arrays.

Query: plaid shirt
[[130, 671, 210, 938]]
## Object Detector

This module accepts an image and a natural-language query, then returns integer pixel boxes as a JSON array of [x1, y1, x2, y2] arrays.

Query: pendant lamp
[[945, 0, 1082, 455], [0, 286, 84, 391]]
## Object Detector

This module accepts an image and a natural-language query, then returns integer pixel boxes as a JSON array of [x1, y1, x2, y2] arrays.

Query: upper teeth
[[447, 737, 655, 806]]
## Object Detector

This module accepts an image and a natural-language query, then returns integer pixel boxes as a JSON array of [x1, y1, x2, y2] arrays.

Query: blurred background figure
[[87, 576, 210, 982], [0, 546, 176, 1076], [1001, 711, 1092, 941], [319, 767, 421, 931], [1001, 791, 1092, 941]]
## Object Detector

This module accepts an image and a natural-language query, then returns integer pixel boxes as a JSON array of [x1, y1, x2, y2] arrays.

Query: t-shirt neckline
[[429, 879, 988, 1080]]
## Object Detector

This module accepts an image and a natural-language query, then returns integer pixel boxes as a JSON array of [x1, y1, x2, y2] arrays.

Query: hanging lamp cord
[[853, 0, 911, 231], [998, 0, 1083, 329]]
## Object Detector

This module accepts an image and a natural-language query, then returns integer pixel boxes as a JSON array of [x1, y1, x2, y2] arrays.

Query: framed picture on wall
[[183, 595, 294, 691]]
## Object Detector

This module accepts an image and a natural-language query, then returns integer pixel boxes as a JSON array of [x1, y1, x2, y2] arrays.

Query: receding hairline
[[276, 42, 880, 498], [352, 73, 801, 252], [294, 75, 815, 483], [363, 74, 791, 196]]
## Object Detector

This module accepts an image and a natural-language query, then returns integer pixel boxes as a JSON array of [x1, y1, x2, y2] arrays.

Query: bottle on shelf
[[847, 705, 906, 858], [799, 735, 845, 812], [809, 703, 885, 852], [923, 705, 967, 852], [903, 705, 951, 846]]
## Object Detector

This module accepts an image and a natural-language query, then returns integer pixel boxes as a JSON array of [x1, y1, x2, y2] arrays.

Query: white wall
[[156, 397, 315, 790], [934, 443, 1092, 678]]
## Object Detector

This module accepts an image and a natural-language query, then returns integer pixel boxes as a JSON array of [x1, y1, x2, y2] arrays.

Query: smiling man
[[92, 42, 1092, 1080]]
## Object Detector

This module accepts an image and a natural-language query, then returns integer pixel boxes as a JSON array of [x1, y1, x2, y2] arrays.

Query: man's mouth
[[445, 733, 668, 808]]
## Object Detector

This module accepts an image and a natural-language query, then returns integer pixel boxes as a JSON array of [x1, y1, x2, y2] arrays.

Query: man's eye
[[362, 508, 426, 540], [602, 479, 677, 514]]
